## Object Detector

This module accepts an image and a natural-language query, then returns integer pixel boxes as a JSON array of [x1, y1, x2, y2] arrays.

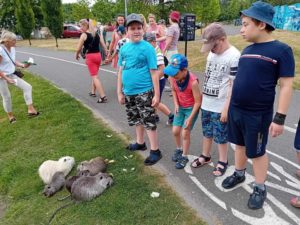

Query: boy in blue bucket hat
[[164, 54, 202, 169], [221, 1, 295, 209]]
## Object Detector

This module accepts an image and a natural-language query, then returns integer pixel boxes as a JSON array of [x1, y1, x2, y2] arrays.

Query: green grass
[[0, 73, 205, 225]]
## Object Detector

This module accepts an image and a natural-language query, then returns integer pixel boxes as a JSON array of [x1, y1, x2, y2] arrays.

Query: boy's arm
[[184, 80, 202, 130], [117, 67, 125, 105], [150, 69, 160, 107], [269, 77, 294, 137], [220, 79, 233, 123], [170, 78, 179, 114]]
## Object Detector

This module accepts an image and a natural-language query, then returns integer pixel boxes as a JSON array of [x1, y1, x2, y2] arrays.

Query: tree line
[[0, 0, 298, 46]]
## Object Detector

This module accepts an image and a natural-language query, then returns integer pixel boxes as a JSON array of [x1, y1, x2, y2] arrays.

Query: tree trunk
[[55, 37, 58, 48], [28, 38, 32, 46]]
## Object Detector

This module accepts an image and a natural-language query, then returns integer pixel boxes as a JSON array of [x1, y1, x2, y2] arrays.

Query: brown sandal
[[191, 154, 211, 168], [290, 196, 300, 208]]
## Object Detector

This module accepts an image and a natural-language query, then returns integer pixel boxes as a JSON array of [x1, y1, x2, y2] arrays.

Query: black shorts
[[228, 105, 272, 158]]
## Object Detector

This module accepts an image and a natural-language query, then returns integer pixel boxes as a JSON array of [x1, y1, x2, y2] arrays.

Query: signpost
[[179, 13, 196, 56]]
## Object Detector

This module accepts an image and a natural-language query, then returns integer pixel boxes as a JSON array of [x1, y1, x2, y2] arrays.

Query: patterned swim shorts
[[125, 90, 156, 130]]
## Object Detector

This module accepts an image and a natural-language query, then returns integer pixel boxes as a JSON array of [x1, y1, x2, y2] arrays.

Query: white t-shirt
[[155, 46, 165, 80], [0, 45, 16, 75], [201, 46, 240, 113]]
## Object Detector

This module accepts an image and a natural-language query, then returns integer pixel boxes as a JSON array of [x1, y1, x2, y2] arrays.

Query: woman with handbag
[[76, 19, 108, 103], [0, 31, 39, 124]]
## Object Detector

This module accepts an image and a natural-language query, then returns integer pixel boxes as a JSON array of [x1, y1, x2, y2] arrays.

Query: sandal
[[191, 154, 211, 168], [89, 92, 96, 97], [97, 96, 108, 103], [28, 112, 40, 117], [9, 117, 16, 124], [290, 196, 300, 208], [213, 161, 228, 177]]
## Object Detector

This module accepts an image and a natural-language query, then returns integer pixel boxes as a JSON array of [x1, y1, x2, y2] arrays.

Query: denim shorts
[[125, 89, 156, 130], [201, 109, 228, 144], [173, 107, 199, 130], [228, 105, 272, 158], [294, 119, 300, 152]]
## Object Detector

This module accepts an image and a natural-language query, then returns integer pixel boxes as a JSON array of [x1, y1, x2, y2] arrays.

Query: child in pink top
[[164, 54, 202, 169]]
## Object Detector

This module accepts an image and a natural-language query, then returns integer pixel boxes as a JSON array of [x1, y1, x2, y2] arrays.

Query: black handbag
[[14, 69, 24, 78], [1, 46, 25, 78]]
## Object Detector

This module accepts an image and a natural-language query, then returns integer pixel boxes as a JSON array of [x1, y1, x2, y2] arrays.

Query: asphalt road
[[17, 46, 300, 225]]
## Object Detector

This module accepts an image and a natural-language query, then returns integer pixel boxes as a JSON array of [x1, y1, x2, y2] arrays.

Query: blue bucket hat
[[117, 25, 126, 35], [240, 1, 275, 30], [163, 54, 188, 77]]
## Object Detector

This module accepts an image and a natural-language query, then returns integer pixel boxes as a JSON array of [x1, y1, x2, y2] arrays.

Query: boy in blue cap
[[164, 54, 202, 169], [221, 1, 295, 209], [117, 13, 162, 166]]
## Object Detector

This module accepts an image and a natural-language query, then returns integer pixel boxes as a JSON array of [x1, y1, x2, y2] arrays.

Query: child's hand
[[174, 105, 179, 115], [184, 117, 192, 130], [151, 95, 159, 107], [118, 92, 125, 105], [220, 110, 228, 123]]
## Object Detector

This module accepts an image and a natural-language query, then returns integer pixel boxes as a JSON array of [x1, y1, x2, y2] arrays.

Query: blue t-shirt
[[118, 40, 157, 95], [231, 40, 295, 112]]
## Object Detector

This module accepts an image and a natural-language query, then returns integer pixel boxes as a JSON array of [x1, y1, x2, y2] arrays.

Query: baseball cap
[[169, 11, 180, 23], [240, 1, 275, 30], [143, 32, 156, 42], [200, 23, 226, 53], [163, 54, 188, 77], [126, 13, 143, 27]]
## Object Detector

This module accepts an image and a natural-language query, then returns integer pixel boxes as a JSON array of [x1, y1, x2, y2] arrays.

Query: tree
[[31, 0, 44, 29], [15, 0, 35, 45], [72, 0, 93, 22], [0, 0, 17, 31], [198, 0, 221, 25], [62, 3, 77, 23], [92, 0, 117, 23], [41, 0, 64, 47]]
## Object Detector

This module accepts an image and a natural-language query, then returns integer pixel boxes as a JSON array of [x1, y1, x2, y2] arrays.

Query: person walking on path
[[117, 13, 162, 166], [108, 14, 126, 69], [76, 19, 108, 103], [221, 1, 295, 210], [144, 32, 174, 125], [0, 31, 39, 123], [290, 118, 300, 208], [191, 23, 240, 177], [164, 54, 202, 169], [163, 11, 180, 61]]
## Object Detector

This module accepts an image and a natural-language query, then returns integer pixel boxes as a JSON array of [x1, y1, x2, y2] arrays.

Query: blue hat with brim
[[240, 1, 275, 31], [163, 54, 188, 77]]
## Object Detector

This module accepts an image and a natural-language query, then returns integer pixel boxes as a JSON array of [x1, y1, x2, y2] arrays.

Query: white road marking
[[17, 50, 117, 74], [190, 175, 227, 210], [284, 125, 296, 133]]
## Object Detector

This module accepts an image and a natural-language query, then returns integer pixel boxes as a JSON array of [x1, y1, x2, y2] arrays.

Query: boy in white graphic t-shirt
[[192, 23, 240, 177]]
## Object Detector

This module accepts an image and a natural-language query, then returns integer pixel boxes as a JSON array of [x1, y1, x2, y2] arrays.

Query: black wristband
[[272, 112, 286, 125]]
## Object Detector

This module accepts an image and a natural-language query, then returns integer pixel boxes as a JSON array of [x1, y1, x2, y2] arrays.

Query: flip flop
[[28, 112, 40, 117], [9, 117, 16, 124]]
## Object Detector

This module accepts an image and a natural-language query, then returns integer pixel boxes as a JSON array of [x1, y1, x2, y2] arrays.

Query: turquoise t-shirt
[[118, 40, 157, 95]]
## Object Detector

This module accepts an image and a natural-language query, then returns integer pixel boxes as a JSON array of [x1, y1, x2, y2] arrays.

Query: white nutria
[[77, 157, 107, 175], [38, 156, 75, 184]]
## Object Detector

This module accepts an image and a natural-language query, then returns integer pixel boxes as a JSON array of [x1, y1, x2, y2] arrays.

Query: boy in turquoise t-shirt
[[117, 13, 161, 166]]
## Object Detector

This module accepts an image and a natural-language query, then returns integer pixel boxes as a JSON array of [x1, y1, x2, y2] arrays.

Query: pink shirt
[[172, 72, 198, 108], [147, 24, 166, 51]]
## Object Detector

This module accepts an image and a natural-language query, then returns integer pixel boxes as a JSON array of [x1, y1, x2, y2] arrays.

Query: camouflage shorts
[[125, 90, 156, 130]]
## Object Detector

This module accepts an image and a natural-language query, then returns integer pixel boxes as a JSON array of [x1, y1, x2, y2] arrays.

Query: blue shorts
[[159, 78, 166, 101], [294, 119, 300, 152], [228, 105, 272, 158], [173, 107, 199, 130], [201, 109, 228, 144]]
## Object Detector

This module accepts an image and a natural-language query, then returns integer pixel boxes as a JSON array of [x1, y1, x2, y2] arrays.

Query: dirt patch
[[0, 200, 6, 219]]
